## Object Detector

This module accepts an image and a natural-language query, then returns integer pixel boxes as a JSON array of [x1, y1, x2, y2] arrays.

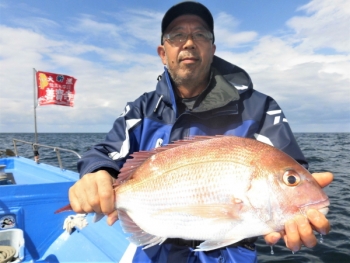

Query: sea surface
[[0, 133, 349, 263]]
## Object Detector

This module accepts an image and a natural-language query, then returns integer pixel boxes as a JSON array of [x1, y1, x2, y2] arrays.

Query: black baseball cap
[[161, 1, 215, 44]]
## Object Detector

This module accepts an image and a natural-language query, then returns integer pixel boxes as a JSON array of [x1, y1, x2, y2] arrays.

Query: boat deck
[[0, 157, 78, 185], [0, 157, 78, 262], [1, 156, 132, 262]]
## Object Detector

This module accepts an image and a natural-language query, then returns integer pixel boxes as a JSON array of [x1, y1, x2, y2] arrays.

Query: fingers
[[284, 220, 300, 252], [82, 174, 102, 213], [264, 232, 282, 246], [311, 172, 333, 188], [284, 215, 317, 252], [283, 208, 330, 252], [69, 182, 85, 213], [260, 172, 332, 251], [97, 173, 116, 214], [307, 209, 330, 235], [107, 210, 119, 226], [69, 170, 116, 215]]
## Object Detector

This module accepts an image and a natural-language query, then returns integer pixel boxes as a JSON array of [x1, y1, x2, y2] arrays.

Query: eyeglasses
[[163, 31, 213, 45]]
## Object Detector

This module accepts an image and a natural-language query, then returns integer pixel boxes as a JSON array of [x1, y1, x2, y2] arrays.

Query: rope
[[0, 246, 16, 263], [63, 214, 88, 234]]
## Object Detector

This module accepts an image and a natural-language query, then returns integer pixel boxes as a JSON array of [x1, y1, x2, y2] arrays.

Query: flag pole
[[33, 68, 38, 144]]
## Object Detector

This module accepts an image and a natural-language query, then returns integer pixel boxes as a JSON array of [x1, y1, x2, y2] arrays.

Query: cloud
[[215, 12, 258, 48], [0, 18, 163, 133], [12, 17, 61, 34], [226, 45, 349, 130], [0, 0, 349, 133], [215, 0, 350, 132], [70, 15, 122, 43], [287, 0, 350, 53], [114, 9, 163, 46], [68, 9, 162, 50]]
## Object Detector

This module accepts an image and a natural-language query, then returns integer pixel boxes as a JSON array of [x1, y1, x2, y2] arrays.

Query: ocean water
[[0, 133, 349, 263]]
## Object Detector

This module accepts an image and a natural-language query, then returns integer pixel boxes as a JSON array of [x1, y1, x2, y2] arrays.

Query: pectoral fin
[[118, 209, 166, 248]]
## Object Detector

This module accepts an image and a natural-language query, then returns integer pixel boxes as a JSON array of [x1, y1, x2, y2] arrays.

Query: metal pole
[[33, 68, 38, 144], [54, 148, 63, 170]]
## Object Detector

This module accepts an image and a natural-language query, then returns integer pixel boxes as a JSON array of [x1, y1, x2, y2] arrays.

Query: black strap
[[164, 237, 257, 251]]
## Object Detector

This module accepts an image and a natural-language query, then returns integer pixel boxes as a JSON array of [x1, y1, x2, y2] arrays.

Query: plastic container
[[0, 228, 24, 261]]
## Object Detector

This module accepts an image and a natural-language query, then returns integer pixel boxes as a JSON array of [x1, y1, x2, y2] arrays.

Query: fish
[[56, 136, 330, 251], [112, 136, 330, 251]]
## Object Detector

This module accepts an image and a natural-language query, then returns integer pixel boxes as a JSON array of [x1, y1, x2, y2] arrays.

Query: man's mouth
[[180, 57, 198, 63]]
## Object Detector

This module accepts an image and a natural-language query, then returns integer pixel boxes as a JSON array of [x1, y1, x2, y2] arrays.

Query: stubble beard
[[167, 61, 210, 90]]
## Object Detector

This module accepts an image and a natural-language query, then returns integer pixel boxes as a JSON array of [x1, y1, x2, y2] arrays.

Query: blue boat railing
[[11, 138, 81, 170]]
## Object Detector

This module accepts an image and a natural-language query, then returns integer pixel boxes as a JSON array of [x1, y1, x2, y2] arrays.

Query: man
[[70, 2, 332, 262]]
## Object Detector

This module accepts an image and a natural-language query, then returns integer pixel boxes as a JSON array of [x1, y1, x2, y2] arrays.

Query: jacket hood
[[156, 55, 253, 111], [211, 56, 253, 91]]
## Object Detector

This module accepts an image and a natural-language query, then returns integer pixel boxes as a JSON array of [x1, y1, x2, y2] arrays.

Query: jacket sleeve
[[254, 96, 309, 169], [77, 102, 143, 178]]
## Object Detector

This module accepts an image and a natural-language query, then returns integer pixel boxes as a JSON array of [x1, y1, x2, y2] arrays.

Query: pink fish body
[[115, 136, 329, 251]]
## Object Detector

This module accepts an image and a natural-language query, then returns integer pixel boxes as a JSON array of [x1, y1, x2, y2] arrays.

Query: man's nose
[[183, 34, 196, 49]]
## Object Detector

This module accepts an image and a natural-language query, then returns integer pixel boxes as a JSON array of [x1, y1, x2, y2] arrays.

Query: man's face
[[158, 15, 216, 88]]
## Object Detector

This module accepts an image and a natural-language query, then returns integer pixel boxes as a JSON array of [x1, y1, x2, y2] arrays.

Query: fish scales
[[114, 136, 329, 251], [118, 165, 251, 233]]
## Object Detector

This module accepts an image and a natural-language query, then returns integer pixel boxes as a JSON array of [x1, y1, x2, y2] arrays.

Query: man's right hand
[[69, 170, 119, 225]]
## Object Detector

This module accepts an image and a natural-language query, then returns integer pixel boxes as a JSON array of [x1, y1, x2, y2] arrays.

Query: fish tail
[[54, 204, 73, 214]]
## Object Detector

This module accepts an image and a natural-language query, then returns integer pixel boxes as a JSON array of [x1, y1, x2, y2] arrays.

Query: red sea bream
[[114, 136, 330, 251]]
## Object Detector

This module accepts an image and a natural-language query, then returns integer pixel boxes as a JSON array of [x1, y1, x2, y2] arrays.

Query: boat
[[0, 139, 130, 263]]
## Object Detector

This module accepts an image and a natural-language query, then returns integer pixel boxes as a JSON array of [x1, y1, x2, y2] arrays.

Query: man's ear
[[157, 45, 167, 65], [209, 44, 216, 64]]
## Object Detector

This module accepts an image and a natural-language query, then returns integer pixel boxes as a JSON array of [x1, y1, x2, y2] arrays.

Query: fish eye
[[282, 170, 301, 186]]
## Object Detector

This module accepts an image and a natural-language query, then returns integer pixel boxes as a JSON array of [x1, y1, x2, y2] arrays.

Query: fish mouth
[[318, 207, 329, 215], [299, 198, 330, 215]]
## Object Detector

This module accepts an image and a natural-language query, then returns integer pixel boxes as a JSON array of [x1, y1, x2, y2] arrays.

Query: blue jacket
[[77, 56, 307, 263]]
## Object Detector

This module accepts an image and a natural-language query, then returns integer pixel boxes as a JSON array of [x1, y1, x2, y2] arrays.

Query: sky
[[0, 0, 349, 133]]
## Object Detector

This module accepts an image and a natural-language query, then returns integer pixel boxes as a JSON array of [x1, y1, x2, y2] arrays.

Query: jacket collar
[[155, 55, 253, 112], [192, 67, 239, 112]]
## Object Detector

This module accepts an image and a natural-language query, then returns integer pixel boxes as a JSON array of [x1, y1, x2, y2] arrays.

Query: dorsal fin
[[116, 135, 225, 184]]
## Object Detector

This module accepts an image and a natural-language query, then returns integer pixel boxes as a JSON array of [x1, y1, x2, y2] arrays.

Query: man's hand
[[264, 172, 333, 251], [69, 170, 119, 225]]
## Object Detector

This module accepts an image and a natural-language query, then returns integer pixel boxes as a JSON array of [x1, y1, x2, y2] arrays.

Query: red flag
[[36, 71, 77, 107]]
